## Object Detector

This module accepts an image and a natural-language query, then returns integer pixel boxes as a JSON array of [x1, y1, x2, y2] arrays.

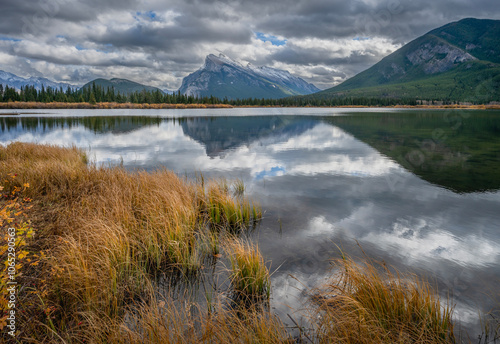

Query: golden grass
[[311, 255, 455, 344], [0, 142, 460, 343], [226, 238, 271, 301], [111, 291, 291, 344], [0, 101, 234, 109], [0, 142, 264, 342]]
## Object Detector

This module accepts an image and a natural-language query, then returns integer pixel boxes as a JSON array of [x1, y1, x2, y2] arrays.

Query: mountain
[[181, 116, 316, 157], [0, 70, 77, 91], [179, 53, 320, 99], [324, 111, 500, 193], [81, 78, 164, 95], [312, 18, 500, 102]]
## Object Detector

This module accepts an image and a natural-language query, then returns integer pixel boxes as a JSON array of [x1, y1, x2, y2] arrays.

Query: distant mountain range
[[81, 78, 165, 95], [1, 54, 318, 100], [1, 18, 499, 102], [0, 70, 76, 91], [310, 18, 500, 102], [179, 53, 320, 99]]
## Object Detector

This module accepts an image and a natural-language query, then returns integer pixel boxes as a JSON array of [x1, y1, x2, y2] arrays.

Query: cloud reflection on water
[[1, 112, 500, 334]]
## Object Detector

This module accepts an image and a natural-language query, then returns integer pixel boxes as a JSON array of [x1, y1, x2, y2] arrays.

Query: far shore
[[0, 101, 500, 111]]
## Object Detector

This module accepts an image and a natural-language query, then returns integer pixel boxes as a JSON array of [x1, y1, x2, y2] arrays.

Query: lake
[[1, 107, 499, 337]]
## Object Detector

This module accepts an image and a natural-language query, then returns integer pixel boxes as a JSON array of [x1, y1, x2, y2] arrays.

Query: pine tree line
[[0, 82, 425, 106], [0, 83, 217, 105]]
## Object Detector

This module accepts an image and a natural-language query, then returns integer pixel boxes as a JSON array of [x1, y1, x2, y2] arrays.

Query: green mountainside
[[81, 78, 164, 95], [312, 18, 500, 102], [324, 111, 500, 193]]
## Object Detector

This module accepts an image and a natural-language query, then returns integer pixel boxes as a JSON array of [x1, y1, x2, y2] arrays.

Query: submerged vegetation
[[0, 143, 461, 343]]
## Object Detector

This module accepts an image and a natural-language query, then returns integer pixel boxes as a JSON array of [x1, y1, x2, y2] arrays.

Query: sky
[[0, 0, 499, 90]]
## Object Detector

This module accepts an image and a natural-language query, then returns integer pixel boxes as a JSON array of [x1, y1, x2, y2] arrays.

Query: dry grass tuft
[[311, 255, 455, 344], [113, 292, 291, 344], [226, 238, 271, 301]]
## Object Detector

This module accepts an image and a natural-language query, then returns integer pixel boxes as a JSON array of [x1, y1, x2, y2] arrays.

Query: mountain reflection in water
[[1, 108, 499, 335]]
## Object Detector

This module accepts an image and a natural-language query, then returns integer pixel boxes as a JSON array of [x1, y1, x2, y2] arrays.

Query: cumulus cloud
[[0, 0, 499, 90]]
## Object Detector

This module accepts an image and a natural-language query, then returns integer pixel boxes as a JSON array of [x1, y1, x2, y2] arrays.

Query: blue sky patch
[[255, 166, 286, 180], [0, 36, 21, 42], [255, 32, 287, 46], [136, 11, 157, 20], [353, 36, 371, 41]]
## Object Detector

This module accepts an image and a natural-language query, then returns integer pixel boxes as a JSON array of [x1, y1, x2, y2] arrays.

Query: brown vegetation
[[0, 101, 234, 109], [0, 142, 265, 342], [2, 101, 500, 110], [0, 143, 458, 343], [311, 255, 455, 343]]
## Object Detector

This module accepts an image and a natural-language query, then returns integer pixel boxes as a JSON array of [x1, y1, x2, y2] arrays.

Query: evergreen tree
[[89, 92, 96, 105]]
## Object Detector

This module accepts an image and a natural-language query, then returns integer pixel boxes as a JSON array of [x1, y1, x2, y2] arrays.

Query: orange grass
[[311, 255, 455, 343], [0, 142, 263, 342], [0, 101, 234, 109], [0, 143, 460, 343]]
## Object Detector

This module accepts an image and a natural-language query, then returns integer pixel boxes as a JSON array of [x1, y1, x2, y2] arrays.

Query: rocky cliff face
[[374, 37, 478, 82], [406, 42, 476, 74], [317, 18, 500, 95]]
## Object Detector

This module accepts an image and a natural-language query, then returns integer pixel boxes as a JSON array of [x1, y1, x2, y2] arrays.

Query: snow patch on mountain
[[0, 70, 77, 91], [179, 54, 320, 99]]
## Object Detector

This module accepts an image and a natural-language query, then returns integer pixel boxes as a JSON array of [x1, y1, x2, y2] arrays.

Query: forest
[[0, 82, 467, 107]]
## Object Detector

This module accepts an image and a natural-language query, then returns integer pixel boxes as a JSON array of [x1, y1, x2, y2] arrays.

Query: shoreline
[[0, 101, 500, 110]]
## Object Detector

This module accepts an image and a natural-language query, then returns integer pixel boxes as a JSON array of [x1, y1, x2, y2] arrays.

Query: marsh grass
[[311, 255, 456, 344], [114, 292, 291, 344], [474, 311, 500, 344], [0, 142, 462, 343], [0, 142, 264, 341], [233, 179, 246, 197], [226, 238, 271, 301], [200, 179, 262, 233]]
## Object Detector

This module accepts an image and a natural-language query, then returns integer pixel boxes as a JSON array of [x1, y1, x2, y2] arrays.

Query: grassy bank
[[1, 143, 457, 343], [0, 101, 234, 110], [1, 101, 500, 110]]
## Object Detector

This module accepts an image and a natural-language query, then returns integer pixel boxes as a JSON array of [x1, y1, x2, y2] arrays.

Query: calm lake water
[[1, 107, 500, 336]]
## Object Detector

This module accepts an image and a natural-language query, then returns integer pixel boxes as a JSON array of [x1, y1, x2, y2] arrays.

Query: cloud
[[362, 218, 500, 267], [0, 0, 499, 90]]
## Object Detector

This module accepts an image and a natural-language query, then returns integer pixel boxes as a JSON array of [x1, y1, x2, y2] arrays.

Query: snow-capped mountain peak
[[0, 70, 78, 91], [180, 53, 320, 99]]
